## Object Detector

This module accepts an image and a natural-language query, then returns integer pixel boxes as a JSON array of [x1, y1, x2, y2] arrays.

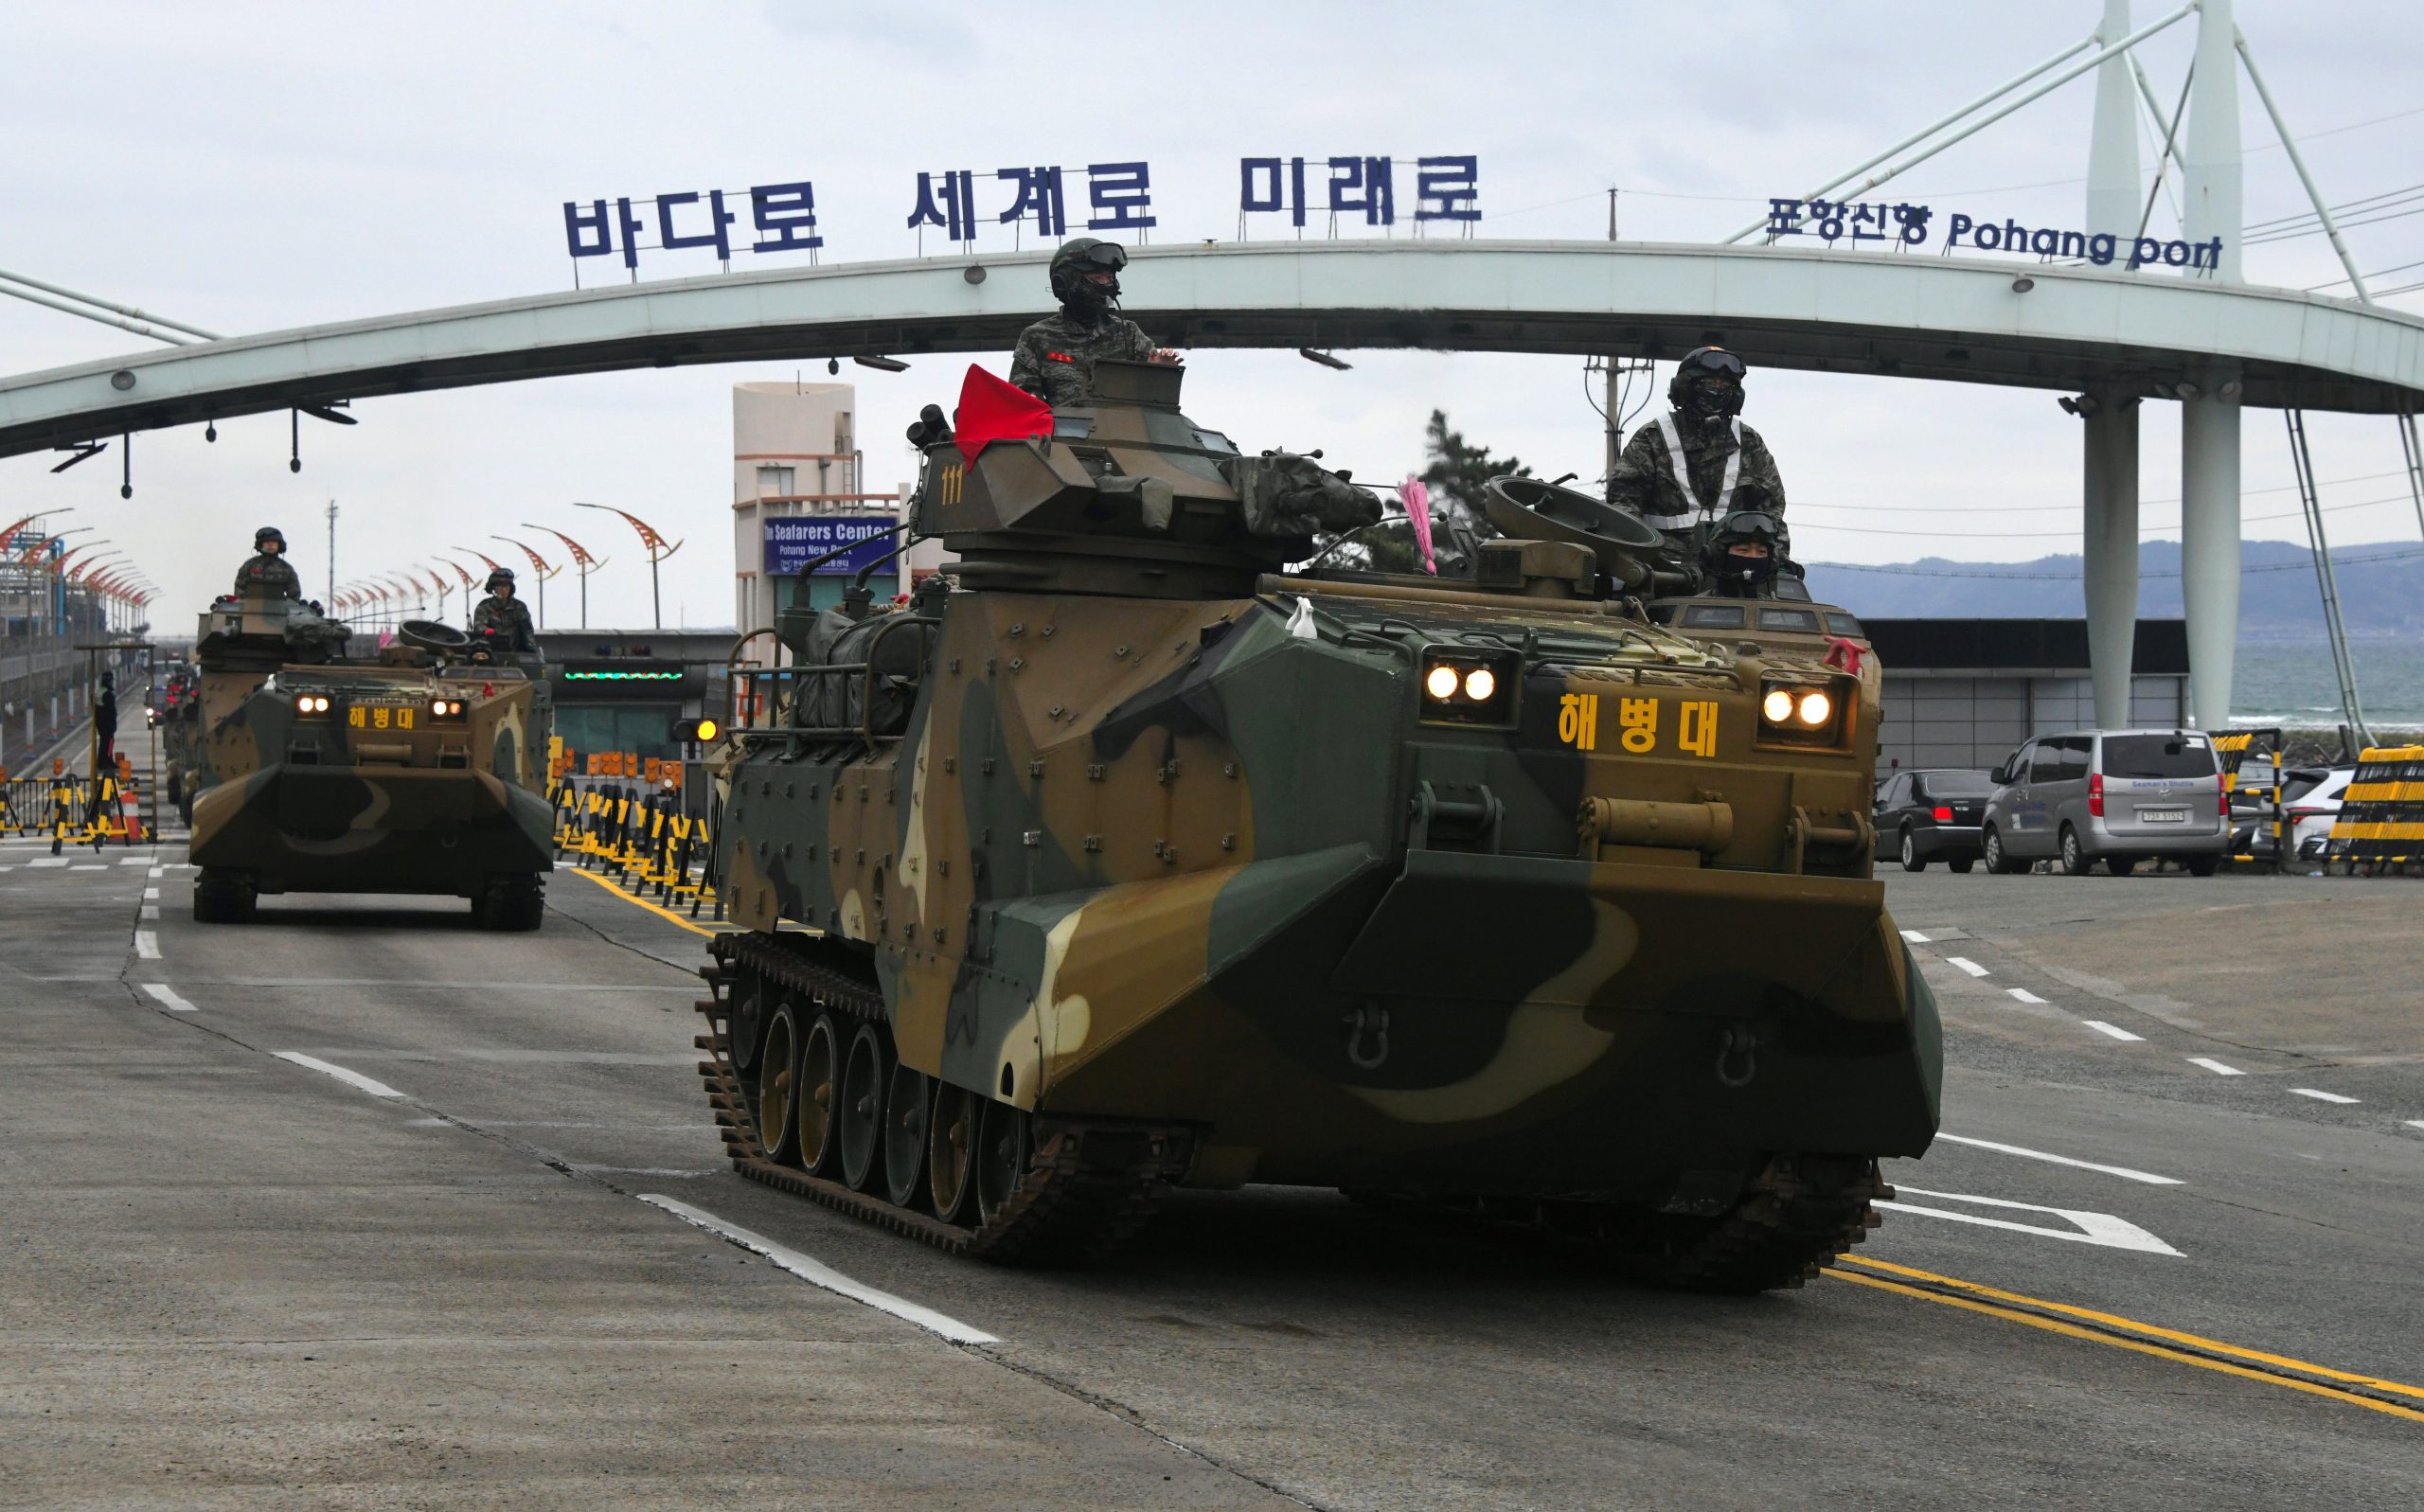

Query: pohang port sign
[[1767, 196, 2225, 272], [764, 515, 900, 578]]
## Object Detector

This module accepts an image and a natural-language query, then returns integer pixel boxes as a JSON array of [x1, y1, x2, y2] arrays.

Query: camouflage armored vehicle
[[698, 361, 1938, 1290], [186, 596, 555, 928]]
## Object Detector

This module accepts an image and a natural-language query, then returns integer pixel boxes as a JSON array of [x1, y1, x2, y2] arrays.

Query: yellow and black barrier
[[549, 775, 722, 920], [2324, 746, 2424, 878]]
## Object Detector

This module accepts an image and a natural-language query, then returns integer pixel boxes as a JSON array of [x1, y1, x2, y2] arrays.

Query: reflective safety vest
[[1641, 415, 1743, 531]]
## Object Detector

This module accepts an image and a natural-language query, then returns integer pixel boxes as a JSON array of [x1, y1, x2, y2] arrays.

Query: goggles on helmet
[[1682, 348, 1747, 380], [1075, 242, 1128, 273]]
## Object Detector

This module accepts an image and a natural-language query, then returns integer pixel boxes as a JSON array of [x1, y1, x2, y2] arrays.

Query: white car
[[2288, 767, 2356, 863]]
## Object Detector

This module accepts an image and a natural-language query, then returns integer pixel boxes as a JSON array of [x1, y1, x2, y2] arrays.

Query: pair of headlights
[[430, 699, 465, 717], [295, 695, 332, 714], [1422, 664, 1496, 703], [1761, 686, 1832, 727]]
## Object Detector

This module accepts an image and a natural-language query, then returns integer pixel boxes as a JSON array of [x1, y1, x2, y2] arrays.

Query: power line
[[1809, 546, 2424, 580]]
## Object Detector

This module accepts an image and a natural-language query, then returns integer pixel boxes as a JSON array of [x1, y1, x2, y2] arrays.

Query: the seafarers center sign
[[561, 156, 1483, 274], [1764, 196, 2225, 272], [763, 516, 900, 578]]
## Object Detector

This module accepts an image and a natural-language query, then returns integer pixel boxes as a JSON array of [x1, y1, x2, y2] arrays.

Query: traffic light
[[671, 716, 721, 745]]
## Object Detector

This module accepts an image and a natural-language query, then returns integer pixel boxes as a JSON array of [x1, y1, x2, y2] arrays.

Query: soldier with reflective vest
[[1617, 347, 1788, 556], [1007, 238, 1181, 408], [470, 567, 537, 653], [232, 525, 303, 599]]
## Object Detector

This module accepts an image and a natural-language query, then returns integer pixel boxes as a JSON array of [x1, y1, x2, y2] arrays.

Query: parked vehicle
[[2287, 766, 2355, 863], [1981, 729, 2227, 877], [1876, 768, 1994, 871]]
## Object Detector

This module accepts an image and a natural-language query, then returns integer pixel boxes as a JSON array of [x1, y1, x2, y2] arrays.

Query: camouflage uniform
[[1008, 311, 1156, 408], [232, 551, 302, 599], [471, 593, 537, 652], [1619, 411, 1788, 553]]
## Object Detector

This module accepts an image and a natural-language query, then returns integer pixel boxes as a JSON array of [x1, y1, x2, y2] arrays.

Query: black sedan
[[1876, 768, 1997, 872]]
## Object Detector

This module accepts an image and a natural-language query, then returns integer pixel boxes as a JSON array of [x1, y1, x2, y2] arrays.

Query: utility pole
[[325, 499, 338, 603]]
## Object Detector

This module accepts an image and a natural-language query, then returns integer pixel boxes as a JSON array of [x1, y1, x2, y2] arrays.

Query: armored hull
[[700, 363, 1937, 1288], [185, 598, 554, 927]]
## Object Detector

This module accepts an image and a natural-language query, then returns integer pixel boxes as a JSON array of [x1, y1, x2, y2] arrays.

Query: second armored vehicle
[[186, 598, 556, 927]]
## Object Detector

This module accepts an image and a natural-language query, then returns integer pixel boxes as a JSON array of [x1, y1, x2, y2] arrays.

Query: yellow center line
[[1828, 1263, 2424, 1424], [561, 865, 727, 937]]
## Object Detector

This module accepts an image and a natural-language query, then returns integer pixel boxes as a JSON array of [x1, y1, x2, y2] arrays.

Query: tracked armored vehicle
[[186, 596, 555, 928], [698, 361, 1938, 1290]]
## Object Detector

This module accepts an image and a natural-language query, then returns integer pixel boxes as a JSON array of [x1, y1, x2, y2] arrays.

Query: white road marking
[[639, 1195, 998, 1345], [139, 905, 158, 920], [117, 856, 150, 866], [134, 931, 160, 960], [1945, 956, 1989, 978], [2081, 1020, 2145, 1042], [70, 863, 104, 871], [143, 887, 159, 899], [1899, 929, 1932, 944], [147, 867, 163, 879], [272, 1052, 405, 1099], [1879, 1187, 2183, 1256], [26, 857, 68, 869], [140, 983, 199, 1013], [2288, 1088, 2360, 1105], [2006, 987, 2048, 1005], [2405, 1121, 2424, 1132], [1933, 1132, 2183, 1186], [2188, 1057, 2245, 1076]]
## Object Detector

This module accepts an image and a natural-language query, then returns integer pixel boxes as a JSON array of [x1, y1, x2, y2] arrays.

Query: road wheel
[[2059, 826, 2090, 876], [473, 876, 544, 931], [883, 1063, 933, 1210], [976, 1098, 1033, 1227], [796, 1012, 841, 1177], [2183, 855, 2219, 878], [837, 1021, 890, 1194], [728, 972, 768, 1076], [2106, 856, 2139, 877], [928, 1082, 982, 1224], [192, 868, 256, 923], [1899, 828, 1926, 872], [1984, 827, 2025, 875], [1948, 858, 1975, 874], [756, 1005, 803, 1165]]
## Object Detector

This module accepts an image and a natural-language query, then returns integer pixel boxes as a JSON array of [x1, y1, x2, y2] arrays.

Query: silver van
[[1981, 729, 2227, 877]]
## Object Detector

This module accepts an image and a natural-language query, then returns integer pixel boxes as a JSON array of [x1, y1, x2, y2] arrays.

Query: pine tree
[[1418, 409, 1531, 529]]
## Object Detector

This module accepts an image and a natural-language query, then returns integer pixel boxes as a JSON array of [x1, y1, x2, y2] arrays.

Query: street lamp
[[522, 525, 605, 629], [486, 536, 561, 629], [572, 503, 683, 631]]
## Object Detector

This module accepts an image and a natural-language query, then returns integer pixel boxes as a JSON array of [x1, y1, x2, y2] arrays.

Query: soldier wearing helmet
[[232, 525, 303, 599], [1699, 509, 1793, 598], [469, 566, 537, 653], [1617, 347, 1789, 556], [1007, 238, 1181, 407]]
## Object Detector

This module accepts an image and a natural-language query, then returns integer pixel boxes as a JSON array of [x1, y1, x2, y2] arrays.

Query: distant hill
[[1806, 540, 2424, 637]]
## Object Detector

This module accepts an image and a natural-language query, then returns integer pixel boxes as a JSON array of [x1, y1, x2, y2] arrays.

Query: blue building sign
[[764, 515, 899, 578]]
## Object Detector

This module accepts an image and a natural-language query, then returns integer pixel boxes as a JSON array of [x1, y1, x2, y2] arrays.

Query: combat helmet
[[486, 566, 517, 593], [255, 525, 288, 551], [1049, 237, 1127, 311], [1669, 346, 1747, 418]]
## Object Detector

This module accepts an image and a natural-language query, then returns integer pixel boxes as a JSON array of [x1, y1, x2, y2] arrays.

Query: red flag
[[954, 365, 1054, 468]]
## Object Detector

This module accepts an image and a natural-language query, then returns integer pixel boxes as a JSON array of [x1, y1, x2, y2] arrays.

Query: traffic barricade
[[2324, 745, 2424, 877]]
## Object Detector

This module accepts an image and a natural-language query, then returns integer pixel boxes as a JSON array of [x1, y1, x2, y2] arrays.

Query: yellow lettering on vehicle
[[348, 707, 365, 728], [1558, 692, 1598, 752], [397, 708, 414, 730], [1618, 697, 1657, 755], [1679, 700, 1720, 757], [373, 707, 390, 729]]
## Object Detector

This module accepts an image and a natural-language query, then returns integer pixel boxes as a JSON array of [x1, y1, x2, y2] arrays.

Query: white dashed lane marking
[[639, 1195, 998, 1344], [2081, 1021, 2146, 1043], [2188, 1057, 2246, 1076], [272, 1053, 405, 1098], [2006, 987, 2049, 1005], [2288, 1088, 2361, 1105], [1900, 930, 1932, 944], [1945, 956, 1989, 978], [140, 984, 198, 1013], [134, 931, 160, 960]]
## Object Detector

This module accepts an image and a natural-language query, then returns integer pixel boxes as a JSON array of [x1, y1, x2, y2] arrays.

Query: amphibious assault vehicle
[[697, 362, 1937, 1290], [185, 596, 556, 928]]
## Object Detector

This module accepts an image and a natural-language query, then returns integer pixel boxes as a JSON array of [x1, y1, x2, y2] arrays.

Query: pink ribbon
[[1399, 477, 1435, 575]]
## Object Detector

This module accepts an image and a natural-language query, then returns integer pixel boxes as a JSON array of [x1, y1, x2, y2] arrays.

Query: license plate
[[2139, 808, 2187, 824]]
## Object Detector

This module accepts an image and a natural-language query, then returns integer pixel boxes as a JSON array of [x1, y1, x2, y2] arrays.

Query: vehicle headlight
[[1425, 665, 1460, 701], [1417, 648, 1520, 728], [1762, 688, 1793, 722], [296, 695, 329, 715], [1758, 678, 1849, 749], [1797, 690, 1830, 726], [1462, 667, 1495, 703]]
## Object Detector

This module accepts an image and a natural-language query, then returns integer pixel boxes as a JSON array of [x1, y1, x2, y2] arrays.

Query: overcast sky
[[6, 0, 2420, 629]]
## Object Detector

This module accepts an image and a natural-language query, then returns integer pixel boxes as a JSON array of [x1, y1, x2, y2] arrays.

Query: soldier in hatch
[[232, 525, 302, 598], [1618, 347, 1788, 556], [1699, 509, 1795, 599], [1007, 238, 1182, 407], [470, 567, 537, 653]]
